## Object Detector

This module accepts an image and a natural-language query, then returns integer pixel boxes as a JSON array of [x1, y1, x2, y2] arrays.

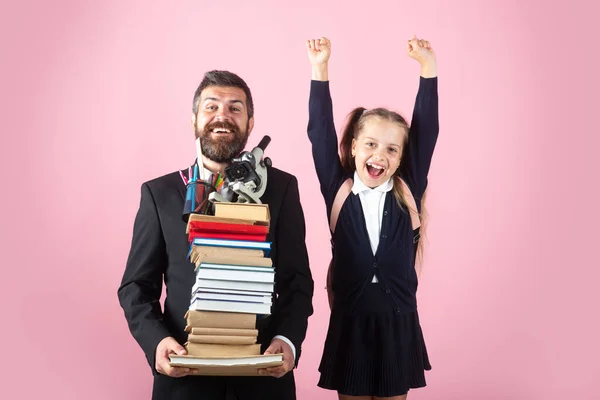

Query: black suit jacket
[[118, 165, 314, 374]]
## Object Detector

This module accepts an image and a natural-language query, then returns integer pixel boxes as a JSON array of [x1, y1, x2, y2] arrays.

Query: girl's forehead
[[359, 119, 407, 141]]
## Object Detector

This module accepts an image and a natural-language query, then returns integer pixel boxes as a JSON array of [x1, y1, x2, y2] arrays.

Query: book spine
[[185, 310, 256, 329]]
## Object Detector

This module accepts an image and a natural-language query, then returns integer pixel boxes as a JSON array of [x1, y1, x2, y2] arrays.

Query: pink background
[[1, 0, 599, 399]]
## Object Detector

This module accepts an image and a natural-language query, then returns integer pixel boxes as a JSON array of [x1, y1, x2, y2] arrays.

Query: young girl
[[305, 36, 439, 399]]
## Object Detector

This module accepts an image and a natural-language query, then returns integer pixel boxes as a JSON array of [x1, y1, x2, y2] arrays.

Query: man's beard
[[195, 120, 249, 163]]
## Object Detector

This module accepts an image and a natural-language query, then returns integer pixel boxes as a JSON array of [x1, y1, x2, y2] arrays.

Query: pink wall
[[2, 0, 599, 398]]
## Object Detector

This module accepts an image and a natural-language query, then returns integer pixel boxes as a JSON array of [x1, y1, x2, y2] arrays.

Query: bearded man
[[118, 70, 314, 400]]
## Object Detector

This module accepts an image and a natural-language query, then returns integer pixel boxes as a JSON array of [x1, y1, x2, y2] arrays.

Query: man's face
[[193, 86, 254, 163]]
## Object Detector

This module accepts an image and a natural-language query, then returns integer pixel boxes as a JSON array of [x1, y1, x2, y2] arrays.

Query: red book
[[188, 221, 269, 235], [189, 231, 268, 242]]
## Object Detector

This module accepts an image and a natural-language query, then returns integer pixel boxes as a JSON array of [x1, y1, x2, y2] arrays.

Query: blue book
[[189, 238, 272, 257]]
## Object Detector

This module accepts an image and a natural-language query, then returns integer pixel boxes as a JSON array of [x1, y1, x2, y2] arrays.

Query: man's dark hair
[[192, 70, 254, 119]]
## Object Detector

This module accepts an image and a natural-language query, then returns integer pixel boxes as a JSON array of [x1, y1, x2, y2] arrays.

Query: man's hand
[[306, 37, 331, 81], [155, 336, 191, 378], [258, 338, 295, 378], [407, 35, 437, 78]]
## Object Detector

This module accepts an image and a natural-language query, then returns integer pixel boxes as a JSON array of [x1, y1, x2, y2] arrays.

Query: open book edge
[[169, 353, 283, 367]]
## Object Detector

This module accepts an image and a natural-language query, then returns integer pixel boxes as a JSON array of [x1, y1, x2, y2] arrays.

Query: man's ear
[[247, 117, 255, 137], [191, 113, 196, 128]]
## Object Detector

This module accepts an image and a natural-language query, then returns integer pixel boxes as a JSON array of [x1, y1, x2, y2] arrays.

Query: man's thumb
[[166, 337, 187, 355], [263, 344, 276, 355], [174, 343, 187, 355]]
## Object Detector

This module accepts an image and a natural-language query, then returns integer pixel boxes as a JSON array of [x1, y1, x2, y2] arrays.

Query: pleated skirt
[[318, 283, 431, 397]]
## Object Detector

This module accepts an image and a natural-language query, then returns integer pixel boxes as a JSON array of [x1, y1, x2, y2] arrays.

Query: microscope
[[209, 135, 272, 204]]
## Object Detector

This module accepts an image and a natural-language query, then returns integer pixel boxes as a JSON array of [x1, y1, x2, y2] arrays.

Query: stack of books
[[169, 202, 283, 375]]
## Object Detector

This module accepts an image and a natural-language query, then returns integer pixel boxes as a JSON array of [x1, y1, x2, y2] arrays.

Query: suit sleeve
[[117, 183, 172, 374], [271, 176, 314, 365]]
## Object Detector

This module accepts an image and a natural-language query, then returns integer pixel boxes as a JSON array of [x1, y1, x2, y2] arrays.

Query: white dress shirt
[[351, 171, 394, 283]]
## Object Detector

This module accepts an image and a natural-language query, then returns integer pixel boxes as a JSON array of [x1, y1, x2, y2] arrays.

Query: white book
[[193, 279, 274, 294], [190, 298, 272, 315], [192, 287, 272, 297], [191, 292, 272, 305], [196, 267, 274, 283]]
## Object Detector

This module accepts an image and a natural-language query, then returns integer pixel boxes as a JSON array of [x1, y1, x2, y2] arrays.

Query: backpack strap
[[399, 178, 421, 231], [329, 178, 354, 233]]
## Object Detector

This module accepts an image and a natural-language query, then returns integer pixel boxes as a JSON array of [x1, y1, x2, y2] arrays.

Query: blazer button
[[396, 307, 401, 313], [373, 262, 378, 268], [384, 210, 388, 216], [385, 289, 391, 294], [382, 234, 387, 239]]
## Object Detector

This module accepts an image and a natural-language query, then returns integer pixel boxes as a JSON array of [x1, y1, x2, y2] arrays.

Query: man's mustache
[[203, 120, 238, 134]]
